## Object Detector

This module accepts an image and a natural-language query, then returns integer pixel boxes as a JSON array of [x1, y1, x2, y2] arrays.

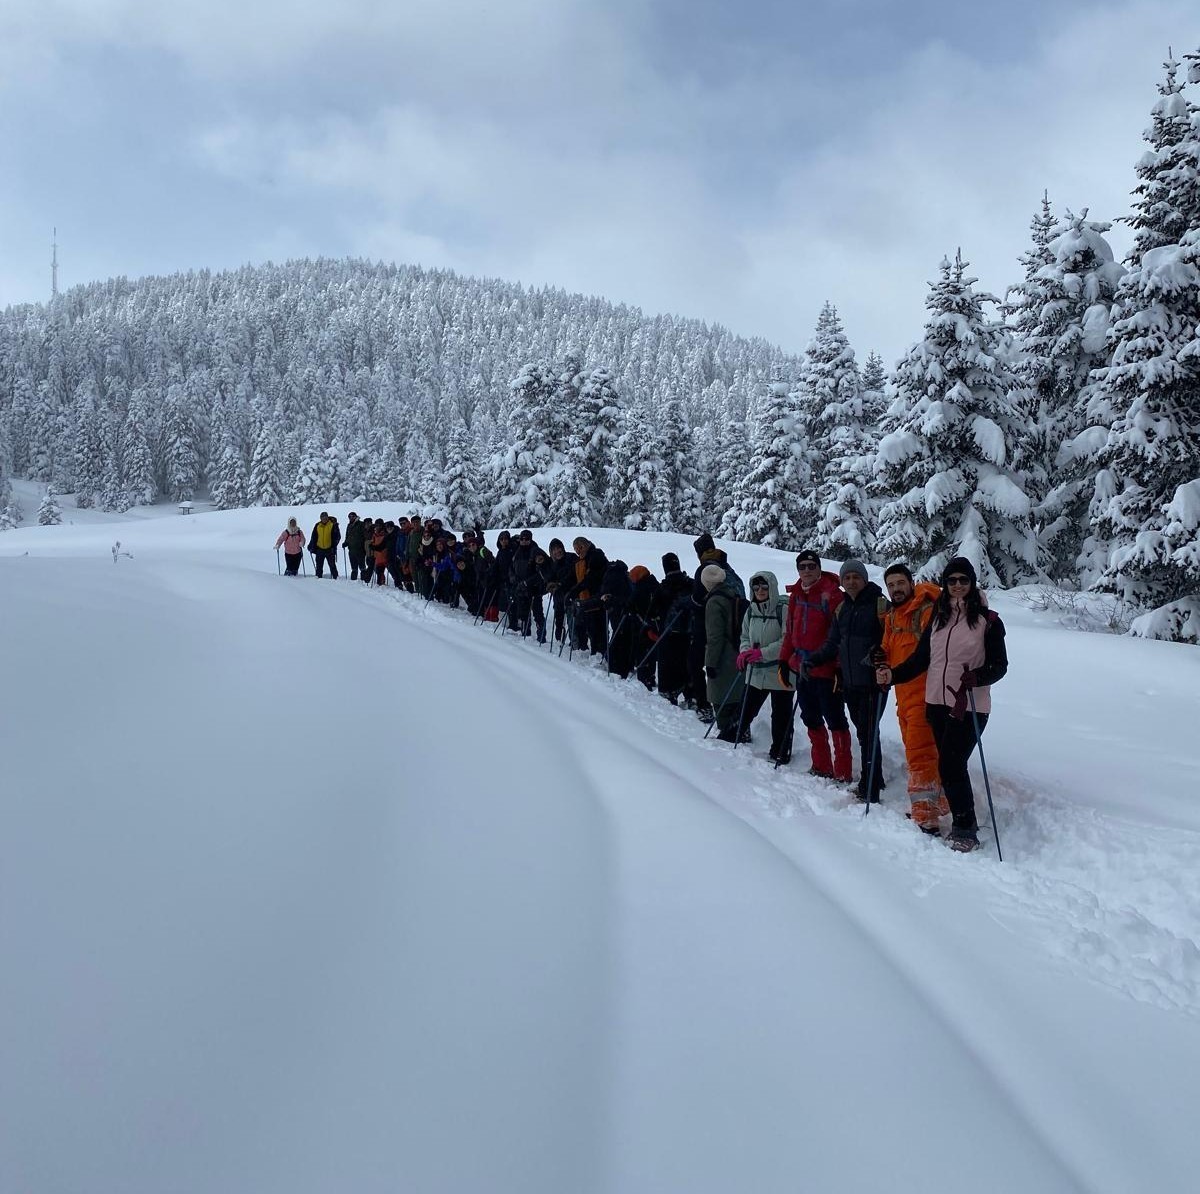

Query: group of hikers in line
[[274, 511, 1008, 852]]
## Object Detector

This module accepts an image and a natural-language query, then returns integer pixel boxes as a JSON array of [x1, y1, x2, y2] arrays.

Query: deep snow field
[[3, 492, 1200, 1194]]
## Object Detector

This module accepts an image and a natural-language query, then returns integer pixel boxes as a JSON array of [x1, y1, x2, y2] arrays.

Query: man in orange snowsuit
[[881, 564, 947, 833]]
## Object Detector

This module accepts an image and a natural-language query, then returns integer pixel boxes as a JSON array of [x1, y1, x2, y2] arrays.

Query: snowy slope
[[2, 505, 1199, 1194]]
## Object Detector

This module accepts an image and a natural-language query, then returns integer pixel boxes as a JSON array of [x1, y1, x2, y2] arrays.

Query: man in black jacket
[[344, 511, 368, 581], [510, 529, 547, 641], [539, 538, 578, 644], [655, 552, 694, 704], [806, 559, 888, 800]]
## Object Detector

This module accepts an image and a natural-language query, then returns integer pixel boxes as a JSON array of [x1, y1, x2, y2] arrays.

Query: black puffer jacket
[[810, 581, 886, 690]]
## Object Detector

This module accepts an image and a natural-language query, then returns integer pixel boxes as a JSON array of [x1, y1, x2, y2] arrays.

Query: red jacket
[[780, 572, 843, 680]]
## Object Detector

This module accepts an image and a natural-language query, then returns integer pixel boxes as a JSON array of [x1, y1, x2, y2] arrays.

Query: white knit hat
[[700, 564, 727, 591]]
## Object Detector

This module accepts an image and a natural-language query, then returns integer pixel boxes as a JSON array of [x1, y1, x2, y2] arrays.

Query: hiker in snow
[[778, 550, 851, 780], [655, 552, 693, 705], [466, 533, 495, 617], [490, 531, 516, 626], [456, 531, 481, 612], [567, 536, 610, 655], [875, 557, 1009, 853], [430, 535, 458, 604], [628, 565, 661, 690], [600, 558, 636, 677], [539, 538, 578, 644], [344, 511, 368, 581], [736, 572, 794, 762], [275, 517, 305, 576], [689, 533, 746, 723], [308, 511, 341, 579], [407, 515, 428, 597], [510, 529, 547, 640], [702, 564, 747, 742], [880, 563, 949, 833], [806, 559, 887, 801], [385, 520, 406, 589], [368, 519, 389, 585]]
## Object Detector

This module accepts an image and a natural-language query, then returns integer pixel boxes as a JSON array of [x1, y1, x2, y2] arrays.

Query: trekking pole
[[731, 667, 755, 749], [545, 595, 555, 651], [276, 547, 281, 575], [968, 689, 1003, 861], [302, 551, 309, 576], [863, 689, 887, 817], [772, 672, 801, 772], [634, 608, 682, 670], [342, 544, 348, 577], [474, 588, 496, 626], [704, 671, 744, 740]]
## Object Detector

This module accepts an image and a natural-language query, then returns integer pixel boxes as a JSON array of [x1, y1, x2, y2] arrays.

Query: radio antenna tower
[[51, 227, 59, 299]]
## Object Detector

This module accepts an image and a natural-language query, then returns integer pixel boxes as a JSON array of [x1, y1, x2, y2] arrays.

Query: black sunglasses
[[945, 575, 972, 585]]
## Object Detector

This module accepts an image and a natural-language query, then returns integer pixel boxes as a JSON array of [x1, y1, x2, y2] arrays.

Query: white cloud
[[3, 0, 1200, 365]]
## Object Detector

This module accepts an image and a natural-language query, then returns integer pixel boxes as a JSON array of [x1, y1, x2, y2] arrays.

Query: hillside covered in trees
[[1, 49, 1199, 641]]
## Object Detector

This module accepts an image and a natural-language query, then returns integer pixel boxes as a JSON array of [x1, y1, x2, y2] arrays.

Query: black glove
[[705, 666, 717, 679], [870, 646, 887, 667], [961, 666, 978, 689]]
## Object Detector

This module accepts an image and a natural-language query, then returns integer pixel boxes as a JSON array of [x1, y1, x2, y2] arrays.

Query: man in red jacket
[[778, 549, 852, 780]]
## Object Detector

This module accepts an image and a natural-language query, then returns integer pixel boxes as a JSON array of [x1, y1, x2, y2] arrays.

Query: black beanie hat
[[796, 549, 821, 567], [662, 552, 681, 573], [941, 556, 978, 586], [693, 532, 715, 556]]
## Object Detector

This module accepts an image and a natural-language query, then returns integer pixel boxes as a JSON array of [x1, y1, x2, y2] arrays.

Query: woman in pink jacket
[[874, 557, 1008, 852], [275, 518, 306, 576]]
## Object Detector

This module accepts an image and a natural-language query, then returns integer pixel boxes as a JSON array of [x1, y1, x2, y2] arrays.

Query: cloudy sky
[[1, 0, 1198, 363]]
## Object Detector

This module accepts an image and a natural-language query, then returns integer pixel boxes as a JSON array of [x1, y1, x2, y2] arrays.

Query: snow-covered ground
[[2, 500, 1199, 1194]]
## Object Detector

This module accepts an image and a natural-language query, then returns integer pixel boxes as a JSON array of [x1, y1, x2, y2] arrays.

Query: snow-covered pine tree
[[491, 363, 558, 527], [210, 414, 249, 510], [611, 395, 669, 530], [71, 382, 105, 509], [575, 365, 622, 519], [802, 303, 872, 559], [38, 484, 63, 526], [1009, 212, 1126, 580], [291, 435, 335, 505], [728, 380, 811, 550], [874, 252, 1037, 586], [860, 351, 886, 396], [248, 418, 286, 507], [162, 377, 201, 502], [443, 422, 483, 529], [1081, 54, 1200, 634]]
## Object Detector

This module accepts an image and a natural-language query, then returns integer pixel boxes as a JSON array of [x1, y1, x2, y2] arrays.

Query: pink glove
[[736, 647, 763, 671]]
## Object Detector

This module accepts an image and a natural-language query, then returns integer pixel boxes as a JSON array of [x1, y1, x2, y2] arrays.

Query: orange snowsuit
[[882, 583, 941, 795]]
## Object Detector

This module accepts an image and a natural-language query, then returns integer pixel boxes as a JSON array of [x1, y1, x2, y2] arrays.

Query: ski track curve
[[344, 579, 1200, 1027]]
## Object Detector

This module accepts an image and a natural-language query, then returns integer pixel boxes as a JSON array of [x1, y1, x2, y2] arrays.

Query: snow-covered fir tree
[[37, 484, 63, 526], [443, 423, 483, 529], [1009, 211, 1126, 580], [491, 363, 558, 527], [610, 397, 669, 530], [801, 303, 872, 559], [575, 366, 623, 519], [1083, 53, 1200, 634], [728, 381, 811, 550], [875, 252, 1037, 586], [248, 419, 286, 507]]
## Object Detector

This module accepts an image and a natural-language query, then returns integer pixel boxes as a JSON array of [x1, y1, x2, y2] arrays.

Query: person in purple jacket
[[874, 557, 1008, 853]]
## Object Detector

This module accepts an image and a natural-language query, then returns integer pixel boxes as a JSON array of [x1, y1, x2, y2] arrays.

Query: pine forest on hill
[[1, 48, 1199, 641]]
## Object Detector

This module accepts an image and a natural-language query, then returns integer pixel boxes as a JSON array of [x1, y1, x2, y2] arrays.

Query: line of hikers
[[274, 512, 1008, 852]]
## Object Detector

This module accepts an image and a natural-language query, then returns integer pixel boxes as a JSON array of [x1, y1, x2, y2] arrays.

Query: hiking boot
[[696, 706, 715, 724], [910, 798, 940, 833], [948, 829, 980, 853]]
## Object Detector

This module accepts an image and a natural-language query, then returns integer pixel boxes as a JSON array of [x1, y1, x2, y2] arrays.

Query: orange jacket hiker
[[882, 581, 941, 796]]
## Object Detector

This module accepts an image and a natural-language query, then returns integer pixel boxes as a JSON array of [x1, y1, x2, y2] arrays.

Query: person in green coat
[[736, 571, 794, 763], [702, 564, 746, 742]]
